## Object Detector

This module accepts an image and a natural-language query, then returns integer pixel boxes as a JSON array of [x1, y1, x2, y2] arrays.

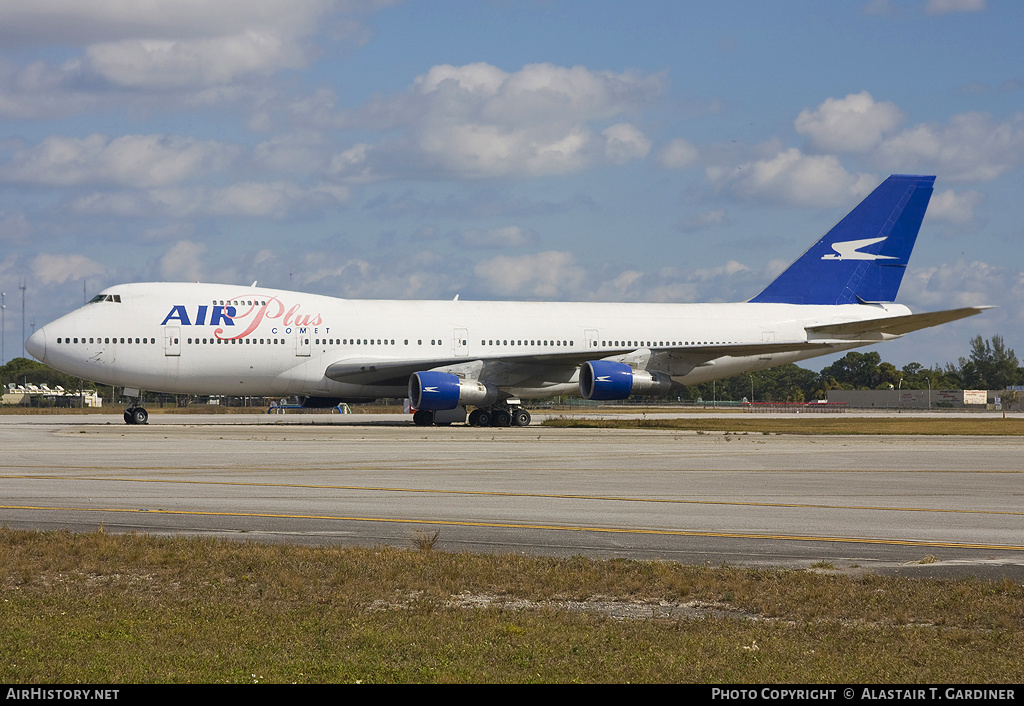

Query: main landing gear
[[412, 405, 532, 428], [467, 406, 531, 427]]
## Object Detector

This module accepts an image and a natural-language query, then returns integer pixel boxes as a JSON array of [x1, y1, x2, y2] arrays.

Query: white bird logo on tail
[[821, 236, 898, 261]]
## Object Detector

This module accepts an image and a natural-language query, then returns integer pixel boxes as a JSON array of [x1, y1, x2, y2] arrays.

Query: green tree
[[958, 335, 1019, 390], [817, 351, 883, 390], [0, 357, 81, 390]]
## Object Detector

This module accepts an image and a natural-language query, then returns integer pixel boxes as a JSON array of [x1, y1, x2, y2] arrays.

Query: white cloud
[[0, 0, 346, 46], [31, 253, 106, 285], [708, 148, 876, 207], [415, 62, 508, 96], [602, 123, 651, 164], [789, 95, 1024, 185], [862, 0, 896, 16], [332, 62, 663, 179], [0, 212, 32, 242], [159, 240, 207, 281], [679, 209, 726, 232], [474, 251, 585, 298], [692, 260, 753, 281], [459, 226, 536, 249], [85, 32, 304, 89], [254, 132, 332, 176], [586, 259, 770, 304], [611, 269, 644, 292], [925, 189, 984, 224], [875, 112, 1024, 182], [925, 0, 987, 15], [899, 259, 1021, 318], [0, 134, 239, 187], [296, 249, 458, 300], [0, 1, 393, 115], [795, 91, 904, 153], [70, 182, 349, 218], [658, 138, 700, 170]]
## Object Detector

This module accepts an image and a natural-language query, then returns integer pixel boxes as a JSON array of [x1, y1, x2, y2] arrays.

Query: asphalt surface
[[1, 411, 1022, 579]]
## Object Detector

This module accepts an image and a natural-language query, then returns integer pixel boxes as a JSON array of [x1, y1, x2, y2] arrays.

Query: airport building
[[826, 389, 1000, 409], [2, 382, 102, 407]]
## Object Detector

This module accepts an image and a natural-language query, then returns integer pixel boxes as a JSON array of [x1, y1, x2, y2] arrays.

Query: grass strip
[[1, 528, 1021, 683], [542, 416, 1024, 435]]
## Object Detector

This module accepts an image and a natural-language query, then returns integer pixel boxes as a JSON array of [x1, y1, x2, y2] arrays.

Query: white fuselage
[[27, 282, 905, 399]]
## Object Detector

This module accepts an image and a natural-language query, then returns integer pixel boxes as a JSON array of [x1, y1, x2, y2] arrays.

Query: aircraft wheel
[[490, 409, 512, 427], [130, 408, 149, 425], [468, 409, 489, 427], [413, 409, 434, 426], [124, 410, 135, 425], [512, 409, 531, 427]]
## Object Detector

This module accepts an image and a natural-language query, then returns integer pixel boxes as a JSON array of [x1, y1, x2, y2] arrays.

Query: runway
[[2, 413, 1022, 579]]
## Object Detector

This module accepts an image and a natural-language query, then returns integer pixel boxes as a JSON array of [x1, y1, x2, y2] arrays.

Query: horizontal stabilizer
[[806, 306, 991, 338]]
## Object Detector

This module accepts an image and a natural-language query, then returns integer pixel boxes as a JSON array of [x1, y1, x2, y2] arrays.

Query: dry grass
[[542, 416, 1024, 435], [1, 529, 1022, 683]]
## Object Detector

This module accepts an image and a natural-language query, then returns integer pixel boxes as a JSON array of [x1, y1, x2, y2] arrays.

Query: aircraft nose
[[26, 327, 46, 362]]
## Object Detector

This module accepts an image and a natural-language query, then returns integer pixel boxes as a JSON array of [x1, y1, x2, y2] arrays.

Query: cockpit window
[[88, 294, 122, 303]]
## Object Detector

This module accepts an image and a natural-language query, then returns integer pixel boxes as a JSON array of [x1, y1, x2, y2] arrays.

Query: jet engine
[[579, 360, 672, 401], [409, 371, 499, 411]]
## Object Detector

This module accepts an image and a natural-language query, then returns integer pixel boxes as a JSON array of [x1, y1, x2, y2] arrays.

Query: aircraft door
[[295, 331, 311, 357], [454, 328, 469, 357], [585, 329, 599, 350], [164, 326, 180, 356]]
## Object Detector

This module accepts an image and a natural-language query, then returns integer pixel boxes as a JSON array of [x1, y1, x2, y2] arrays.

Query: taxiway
[[1, 413, 1021, 579]]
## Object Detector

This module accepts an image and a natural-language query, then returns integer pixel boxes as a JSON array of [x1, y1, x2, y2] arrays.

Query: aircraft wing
[[323, 340, 836, 386], [805, 306, 991, 339], [325, 352, 623, 386]]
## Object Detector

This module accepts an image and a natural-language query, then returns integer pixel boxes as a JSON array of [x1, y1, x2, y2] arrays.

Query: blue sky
[[1, 0, 1021, 370]]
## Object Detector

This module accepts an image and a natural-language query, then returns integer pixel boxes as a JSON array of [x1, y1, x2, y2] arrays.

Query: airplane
[[25, 174, 987, 428]]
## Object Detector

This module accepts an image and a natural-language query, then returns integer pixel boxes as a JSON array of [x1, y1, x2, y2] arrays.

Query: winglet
[[750, 175, 935, 305]]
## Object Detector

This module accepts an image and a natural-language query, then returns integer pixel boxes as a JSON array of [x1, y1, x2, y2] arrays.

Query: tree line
[[684, 335, 1022, 403]]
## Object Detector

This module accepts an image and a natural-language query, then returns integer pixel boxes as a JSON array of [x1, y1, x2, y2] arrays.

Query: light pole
[[20, 279, 26, 359], [926, 377, 931, 410], [1, 291, 5, 364]]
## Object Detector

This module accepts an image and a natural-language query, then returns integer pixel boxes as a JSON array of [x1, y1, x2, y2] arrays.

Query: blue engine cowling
[[409, 371, 498, 410], [579, 360, 672, 400]]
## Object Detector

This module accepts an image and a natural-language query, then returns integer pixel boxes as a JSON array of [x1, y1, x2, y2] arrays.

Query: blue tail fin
[[749, 174, 935, 305]]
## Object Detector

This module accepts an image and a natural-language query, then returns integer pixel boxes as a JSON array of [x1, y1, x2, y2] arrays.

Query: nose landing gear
[[124, 406, 149, 425], [122, 388, 149, 425]]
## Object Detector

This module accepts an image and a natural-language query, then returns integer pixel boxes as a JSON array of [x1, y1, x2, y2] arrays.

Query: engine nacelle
[[579, 360, 672, 401], [409, 371, 498, 411]]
